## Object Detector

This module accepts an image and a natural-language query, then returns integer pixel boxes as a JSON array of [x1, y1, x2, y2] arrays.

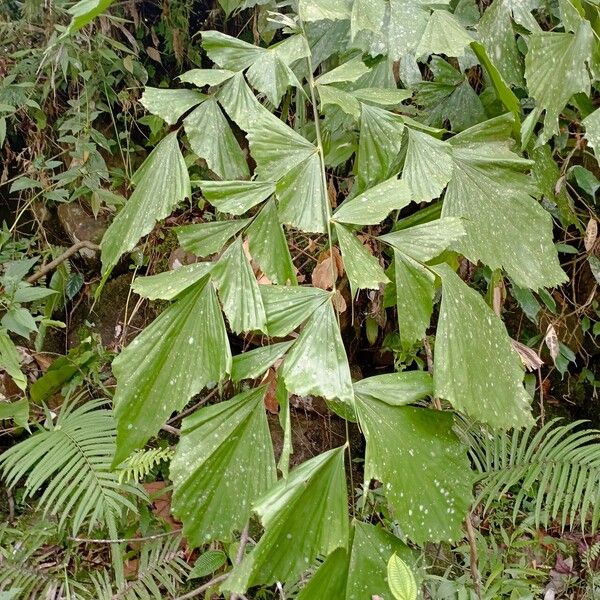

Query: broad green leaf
[[276, 152, 329, 233], [197, 179, 275, 216], [171, 386, 276, 545], [316, 57, 371, 85], [132, 263, 213, 300], [0, 398, 28, 429], [247, 198, 297, 285], [332, 177, 411, 225], [112, 278, 231, 465], [260, 285, 330, 337], [223, 446, 349, 593], [281, 300, 354, 403], [583, 108, 600, 164], [246, 53, 300, 107], [334, 223, 389, 297], [442, 115, 567, 290], [387, 554, 418, 600], [296, 548, 349, 600], [525, 22, 594, 143], [347, 522, 413, 600], [217, 0, 244, 16], [415, 9, 473, 59], [356, 395, 473, 543], [0, 329, 27, 391], [352, 87, 412, 107], [179, 69, 235, 87], [357, 104, 404, 190], [351, 0, 385, 38], [140, 88, 205, 125], [379, 218, 465, 262], [176, 219, 251, 258], [202, 31, 263, 71], [189, 550, 228, 579], [402, 128, 453, 203], [101, 133, 191, 274], [231, 341, 293, 382], [432, 263, 534, 429], [66, 0, 114, 33], [317, 84, 361, 119], [353, 370, 432, 407], [218, 72, 265, 130], [298, 0, 352, 21], [184, 98, 249, 180], [212, 237, 267, 334]]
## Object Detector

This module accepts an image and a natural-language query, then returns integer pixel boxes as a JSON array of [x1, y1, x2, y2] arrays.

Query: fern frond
[[116, 447, 175, 483], [467, 419, 600, 532], [0, 399, 146, 536], [112, 536, 190, 600]]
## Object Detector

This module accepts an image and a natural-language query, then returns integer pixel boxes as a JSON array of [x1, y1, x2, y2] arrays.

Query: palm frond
[[116, 447, 175, 484], [0, 399, 146, 536], [466, 418, 600, 532]]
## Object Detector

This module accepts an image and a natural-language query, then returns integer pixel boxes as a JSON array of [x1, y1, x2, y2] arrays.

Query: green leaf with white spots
[[525, 21, 594, 144], [356, 104, 405, 190], [356, 395, 473, 543], [246, 198, 297, 285], [140, 88, 205, 125], [281, 300, 354, 404], [179, 69, 235, 87], [334, 222, 389, 297], [246, 53, 300, 108], [260, 285, 330, 337], [223, 446, 349, 594], [112, 278, 231, 465], [275, 374, 293, 477], [231, 341, 293, 383], [317, 84, 361, 119], [583, 108, 600, 165], [353, 371, 433, 407], [197, 179, 275, 216], [316, 57, 371, 85], [352, 87, 412, 107], [415, 9, 473, 59], [184, 98, 249, 180], [202, 31, 263, 71], [432, 263, 534, 429], [296, 548, 349, 600], [101, 132, 191, 275], [442, 115, 567, 290], [332, 177, 411, 226], [402, 129, 453, 203], [298, 0, 352, 21], [171, 386, 276, 546], [212, 237, 267, 334], [132, 263, 213, 300], [176, 219, 251, 258]]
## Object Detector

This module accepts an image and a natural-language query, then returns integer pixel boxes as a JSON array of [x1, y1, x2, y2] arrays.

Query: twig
[[68, 529, 181, 544], [161, 424, 181, 436], [173, 573, 229, 600], [465, 512, 482, 600], [26, 241, 100, 283], [231, 524, 250, 600]]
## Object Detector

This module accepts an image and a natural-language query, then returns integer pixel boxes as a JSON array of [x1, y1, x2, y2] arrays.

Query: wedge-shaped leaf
[[184, 99, 249, 180], [276, 153, 329, 233], [101, 133, 191, 274], [525, 22, 594, 143], [202, 31, 263, 70], [260, 285, 330, 337], [583, 108, 600, 165], [402, 129, 453, 203], [218, 72, 265, 130], [171, 386, 276, 545], [176, 219, 251, 258], [379, 218, 465, 262], [112, 278, 231, 465], [353, 370, 432, 406], [347, 522, 414, 600], [442, 115, 567, 290], [334, 223, 389, 297], [179, 68, 235, 87], [140, 88, 205, 125], [246, 52, 300, 107], [356, 395, 473, 543], [0, 329, 26, 391], [296, 548, 349, 600], [357, 104, 404, 190], [432, 264, 534, 429], [275, 375, 293, 477], [316, 57, 371, 85], [317, 84, 361, 119], [199, 179, 275, 216], [415, 9, 473, 59], [353, 87, 412, 107], [231, 341, 293, 382], [212, 237, 267, 334], [282, 300, 353, 403], [247, 198, 297, 285], [333, 177, 411, 225], [224, 446, 349, 594], [132, 263, 213, 301], [298, 0, 352, 21]]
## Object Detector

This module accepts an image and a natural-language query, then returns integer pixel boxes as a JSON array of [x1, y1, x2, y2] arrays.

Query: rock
[[57, 202, 109, 258]]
